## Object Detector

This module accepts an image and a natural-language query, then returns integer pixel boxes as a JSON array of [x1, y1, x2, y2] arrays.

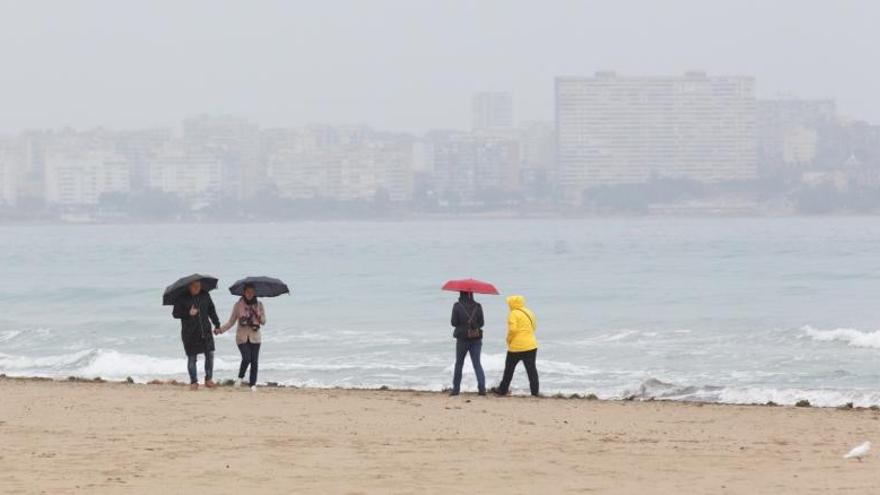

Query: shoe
[[250, 386, 257, 392], [204, 379, 217, 389], [478, 390, 487, 396], [490, 387, 507, 396], [234, 378, 243, 388], [449, 391, 460, 397], [189, 383, 199, 391]]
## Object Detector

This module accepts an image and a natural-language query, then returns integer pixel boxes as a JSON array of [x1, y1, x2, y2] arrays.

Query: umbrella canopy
[[441, 278, 499, 295], [163, 273, 219, 306], [229, 276, 291, 298]]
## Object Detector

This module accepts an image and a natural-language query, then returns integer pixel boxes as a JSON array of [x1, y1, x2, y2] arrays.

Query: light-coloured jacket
[[219, 298, 266, 344]]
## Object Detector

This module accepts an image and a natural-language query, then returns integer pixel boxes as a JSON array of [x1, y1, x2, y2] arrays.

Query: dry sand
[[2, 377, 880, 494]]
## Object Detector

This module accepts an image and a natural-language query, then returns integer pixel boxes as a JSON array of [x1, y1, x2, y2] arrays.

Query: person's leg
[[523, 349, 539, 396], [237, 342, 250, 380], [469, 340, 486, 394], [248, 342, 261, 387], [451, 339, 468, 395], [496, 351, 521, 395], [187, 354, 198, 385], [204, 351, 214, 382]]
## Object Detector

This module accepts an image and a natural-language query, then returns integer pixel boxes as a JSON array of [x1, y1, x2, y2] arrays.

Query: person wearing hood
[[492, 295, 539, 397], [216, 283, 266, 392], [449, 291, 486, 396], [172, 280, 222, 391]]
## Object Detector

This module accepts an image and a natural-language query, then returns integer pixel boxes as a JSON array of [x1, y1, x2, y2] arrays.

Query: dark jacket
[[173, 291, 221, 356], [450, 294, 484, 340]]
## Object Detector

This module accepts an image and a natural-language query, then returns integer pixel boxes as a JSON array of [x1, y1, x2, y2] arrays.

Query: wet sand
[[1, 377, 879, 494]]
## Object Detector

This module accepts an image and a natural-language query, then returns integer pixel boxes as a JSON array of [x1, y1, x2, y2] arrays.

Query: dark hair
[[243, 283, 258, 304]]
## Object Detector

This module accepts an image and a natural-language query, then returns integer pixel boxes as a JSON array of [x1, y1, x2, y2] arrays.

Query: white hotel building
[[472, 92, 514, 131], [556, 72, 757, 203], [44, 149, 130, 206], [0, 145, 19, 206], [147, 145, 222, 208]]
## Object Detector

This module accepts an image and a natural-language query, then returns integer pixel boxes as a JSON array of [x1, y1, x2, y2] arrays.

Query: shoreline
[[3, 212, 880, 226], [0, 373, 872, 411], [3, 376, 880, 493]]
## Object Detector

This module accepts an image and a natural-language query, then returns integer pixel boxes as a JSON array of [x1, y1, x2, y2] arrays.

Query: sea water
[[2, 218, 880, 406]]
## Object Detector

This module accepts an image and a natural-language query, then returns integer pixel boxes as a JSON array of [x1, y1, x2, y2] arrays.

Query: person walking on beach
[[216, 283, 266, 392], [173, 280, 222, 391], [450, 291, 486, 396], [492, 295, 539, 397]]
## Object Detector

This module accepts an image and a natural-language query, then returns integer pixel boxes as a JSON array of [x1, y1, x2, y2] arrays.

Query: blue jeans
[[187, 352, 214, 384], [452, 338, 485, 394]]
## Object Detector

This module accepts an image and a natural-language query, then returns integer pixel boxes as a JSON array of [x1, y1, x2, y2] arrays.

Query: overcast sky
[[0, 0, 876, 133]]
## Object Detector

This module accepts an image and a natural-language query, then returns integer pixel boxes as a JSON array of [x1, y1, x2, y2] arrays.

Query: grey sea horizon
[[2, 217, 880, 407]]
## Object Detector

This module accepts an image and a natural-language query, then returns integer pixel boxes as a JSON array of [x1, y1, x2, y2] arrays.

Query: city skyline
[[1, 69, 878, 220]]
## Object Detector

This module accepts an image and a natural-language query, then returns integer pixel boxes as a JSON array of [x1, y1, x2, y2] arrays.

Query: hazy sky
[[0, 0, 876, 133]]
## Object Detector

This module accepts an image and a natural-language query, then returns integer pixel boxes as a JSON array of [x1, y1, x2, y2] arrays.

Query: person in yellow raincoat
[[491, 295, 539, 396]]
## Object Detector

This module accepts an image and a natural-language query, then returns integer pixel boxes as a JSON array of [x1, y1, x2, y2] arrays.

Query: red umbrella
[[442, 278, 500, 295]]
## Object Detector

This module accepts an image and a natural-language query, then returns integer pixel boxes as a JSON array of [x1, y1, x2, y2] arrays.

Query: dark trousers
[[187, 352, 214, 384], [497, 349, 539, 396], [452, 338, 486, 394], [237, 342, 261, 387]]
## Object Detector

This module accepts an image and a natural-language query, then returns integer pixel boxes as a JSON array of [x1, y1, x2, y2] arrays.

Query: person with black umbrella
[[216, 284, 265, 391], [215, 276, 289, 392], [169, 277, 222, 391]]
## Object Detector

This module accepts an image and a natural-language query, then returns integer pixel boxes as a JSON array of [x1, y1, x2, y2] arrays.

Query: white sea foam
[[440, 353, 600, 377], [716, 387, 880, 408], [0, 328, 52, 344], [585, 329, 640, 343], [264, 360, 440, 372], [3, 347, 880, 407], [0, 349, 94, 370], [77, 349, 226, 378], [0, 348, 235, 379], [801, 325, 880, 349], [0, 330, 22, 343], [575, 329, 670, 345], [619, 377, 880, 407]]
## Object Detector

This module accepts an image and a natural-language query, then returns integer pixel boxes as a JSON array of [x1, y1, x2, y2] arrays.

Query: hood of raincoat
[[507, 295, 525, 310], [505, 295, 537, 352]]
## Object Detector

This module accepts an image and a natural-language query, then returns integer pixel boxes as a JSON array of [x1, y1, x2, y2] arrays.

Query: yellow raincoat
[[506, 295, 538, 352]]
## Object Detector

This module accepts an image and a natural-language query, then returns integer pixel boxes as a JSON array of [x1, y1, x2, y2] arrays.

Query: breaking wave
[[0, 349, 234, 379], [622, 377, 880, 408], [801, 325, 880, 350]]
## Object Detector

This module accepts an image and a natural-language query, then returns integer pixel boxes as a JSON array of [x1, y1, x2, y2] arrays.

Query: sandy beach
[[2, 377, 880, 494]]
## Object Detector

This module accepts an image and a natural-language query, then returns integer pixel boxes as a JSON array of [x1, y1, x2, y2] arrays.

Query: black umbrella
[[228, 276, 291, 298], [163, 273, 219, 306]]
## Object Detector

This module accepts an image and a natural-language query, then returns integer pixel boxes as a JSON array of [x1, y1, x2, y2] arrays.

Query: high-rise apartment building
[[147, 144, 222, 208], [0, 140, 19, 206], [267, 126, 414, 202], [556, 72, 757, 203], [428, 131, 520, 203], [183, 115, 261, 200], [44, 149, 130, 206], [111, 128, 175, 190], [516, 121, 556, 191], [472, 92, 514, 131], [756, 99, 837, 173]]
